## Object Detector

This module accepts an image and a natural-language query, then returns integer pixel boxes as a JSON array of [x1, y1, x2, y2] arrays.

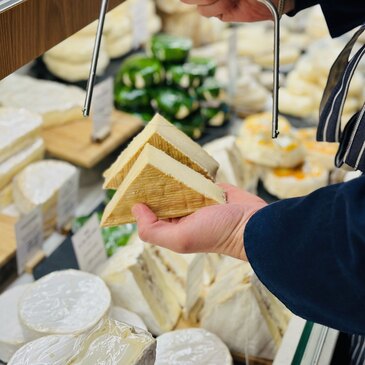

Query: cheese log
[[0, 183, 13, 209], [262, 163, 328, 199], [0, 75, 85, 128], [0, 107, 42, 163], [104, 114, 219, 189], [110, 307, 147, 331], [155, 328, 233, 365], [9, 318, 156, 365], [0, 284, 31, 363], [98, 239, 181, 335], [0, 138, 45, 190], [18, 270, 111, 340], [101, 144, 225, 226]]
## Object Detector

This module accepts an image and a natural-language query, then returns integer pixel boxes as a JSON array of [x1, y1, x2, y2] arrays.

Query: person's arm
[[245, 176, 365, 335]]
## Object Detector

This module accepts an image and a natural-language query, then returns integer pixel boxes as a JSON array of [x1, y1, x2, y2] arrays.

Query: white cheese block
[[18, 270, 111, 340], [0, 284, 31, 363], [110, 306, 147, 331], [101, 144, 225, 226], [0, 138, 45, 190], [98, 238, 181, 335], [0, 107, 42, 163], [103, 113, 219, 189], [9, 318, 156, 365], [155, 328, 233, 365], [0, 74, 85, 128]]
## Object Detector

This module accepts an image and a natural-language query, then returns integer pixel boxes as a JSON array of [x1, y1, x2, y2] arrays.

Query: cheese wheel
[[279, 88, 315, 118]]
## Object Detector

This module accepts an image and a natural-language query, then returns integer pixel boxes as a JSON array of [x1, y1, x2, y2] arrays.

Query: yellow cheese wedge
[[101, 144, 225, 227], [0, 183, 13, 209], [103, 113, 219, 189]]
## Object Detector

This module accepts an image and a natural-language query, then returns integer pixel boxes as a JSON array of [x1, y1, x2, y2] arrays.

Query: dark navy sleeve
[[288, 1, 365, 38], [244, 176, 365, 335]]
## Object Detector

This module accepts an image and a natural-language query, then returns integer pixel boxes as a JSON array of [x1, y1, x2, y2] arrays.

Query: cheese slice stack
[[0, 284, 31, 363], [18, 270, 111, 340], [0, 107, 42, 163], [101, 143, 225, 227], [98, 238, 181, 335], [103, 113, 219, 189], [9, 318, 156, 365], [155, 328, 233, 365], [0, 75, 85, 128]]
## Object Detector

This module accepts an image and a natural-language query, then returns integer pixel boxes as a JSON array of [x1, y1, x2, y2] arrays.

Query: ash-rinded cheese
[[0, 138, 45, 191], [18, 270, 111, 340], [9, 318, 156, 365], [0, 284, 31, 363], [110, 306, 148, 331], [0, 107, 42, 164], [155, 328, 233, 365], [101, 144, 225, 227], [0, 75, 84, 128], [103, 113, 219, 189], [98, 238, 181, 335]]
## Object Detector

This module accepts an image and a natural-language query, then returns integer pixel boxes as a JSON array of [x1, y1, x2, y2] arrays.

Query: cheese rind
[[101, 144, 225, 227], [110, 307, 148, 331], [9, 318, 156, 365], [18, 270, 111, 339], [0, 183, 13, 209], [103, 113, 219, 189]]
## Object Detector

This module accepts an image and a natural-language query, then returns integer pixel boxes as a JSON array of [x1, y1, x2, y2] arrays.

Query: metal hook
[[83, 0, 110, 117], [257, 0, 280, 138]]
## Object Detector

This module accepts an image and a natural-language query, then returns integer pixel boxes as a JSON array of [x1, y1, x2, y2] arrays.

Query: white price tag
[[71, 213, 107, 273], [57, 170, 79, 230], [92, 78, 113, 141], [131, 0, 149, 48], [15, 207, 43, 275]]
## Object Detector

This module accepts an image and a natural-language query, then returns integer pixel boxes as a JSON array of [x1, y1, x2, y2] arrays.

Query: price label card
[[92, 77, 113, 141], [57, 170, 79, 230], [15, 207, 43, 275], [131, 0, 149, 48], [71, 213, 107, 273]]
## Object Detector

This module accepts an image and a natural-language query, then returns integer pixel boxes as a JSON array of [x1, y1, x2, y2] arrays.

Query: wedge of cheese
[[98, 238, 181, 335], [9, 318, 156, 365], [101, 144, 225, 227], [110, 306, 147, 331], [155, 328, 233, 365], [0, 75, 85, 128], [103, 113, 219, 189], [0, 183, 13, 209], [0, 284, 31, 363], [0, 138, 45, 190], [0, 107, 42, 163], [18, 270, 111, 340]]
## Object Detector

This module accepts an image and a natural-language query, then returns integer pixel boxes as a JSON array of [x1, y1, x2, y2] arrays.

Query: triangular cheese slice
[[101, 144, 225, 227], [103, 113, 219, 189]]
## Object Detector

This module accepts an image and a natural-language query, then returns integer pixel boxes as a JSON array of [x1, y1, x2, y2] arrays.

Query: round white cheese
[[155, 328, 233, 365], [0, 284, 31, 363], [110, 306, 147, 331], [18, 270, 111, 339]]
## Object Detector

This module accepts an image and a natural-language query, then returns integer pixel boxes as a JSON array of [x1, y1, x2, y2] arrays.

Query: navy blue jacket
[[245, 176, 365, 335]]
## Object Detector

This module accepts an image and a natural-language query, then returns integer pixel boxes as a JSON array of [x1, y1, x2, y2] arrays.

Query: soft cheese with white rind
[[103, 113, 219, 189], [155, 328, 233, 365], [18, 270, 111, 339], [110, 306, 148, 331], [0, 75, 85, 128], [0, 284, 31, 363], [9, 318, 156, 365], [0, 107, 42, 164], [101, 144, 225, 226], [99, 238, 181, 335]]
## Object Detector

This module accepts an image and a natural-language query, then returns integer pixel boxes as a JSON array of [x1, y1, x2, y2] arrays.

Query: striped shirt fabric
[[351, 335, 365, 365]]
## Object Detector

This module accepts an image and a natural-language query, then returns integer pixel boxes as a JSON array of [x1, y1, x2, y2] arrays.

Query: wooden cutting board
[[0, 213, 17, 267], [42, 110, 143, 168]]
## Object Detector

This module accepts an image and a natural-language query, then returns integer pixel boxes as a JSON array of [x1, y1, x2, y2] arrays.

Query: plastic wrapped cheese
[[0, 107, 42, 163], [0, 284, 31, 363], [9, 318, 156, 365], [0, 138, 44, 191], [18, 270, 111, 340], [0, 75, 85, 128], [155, 328, 233, 365]]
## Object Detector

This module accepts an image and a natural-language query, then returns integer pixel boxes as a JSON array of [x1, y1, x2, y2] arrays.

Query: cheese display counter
[[0, 1, 362, 364]]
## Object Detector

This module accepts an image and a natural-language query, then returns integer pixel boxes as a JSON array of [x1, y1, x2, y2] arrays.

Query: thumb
[[132, 203, 157, 225]]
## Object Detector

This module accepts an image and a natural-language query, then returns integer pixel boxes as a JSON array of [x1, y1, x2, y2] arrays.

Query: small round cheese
[[155, 328, 233, 365], [18, 270, 111, 339]]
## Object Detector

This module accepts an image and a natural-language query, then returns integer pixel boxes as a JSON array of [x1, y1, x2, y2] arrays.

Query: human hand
[[181, 0, 294, 22], [132, 183, 267, 261]]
